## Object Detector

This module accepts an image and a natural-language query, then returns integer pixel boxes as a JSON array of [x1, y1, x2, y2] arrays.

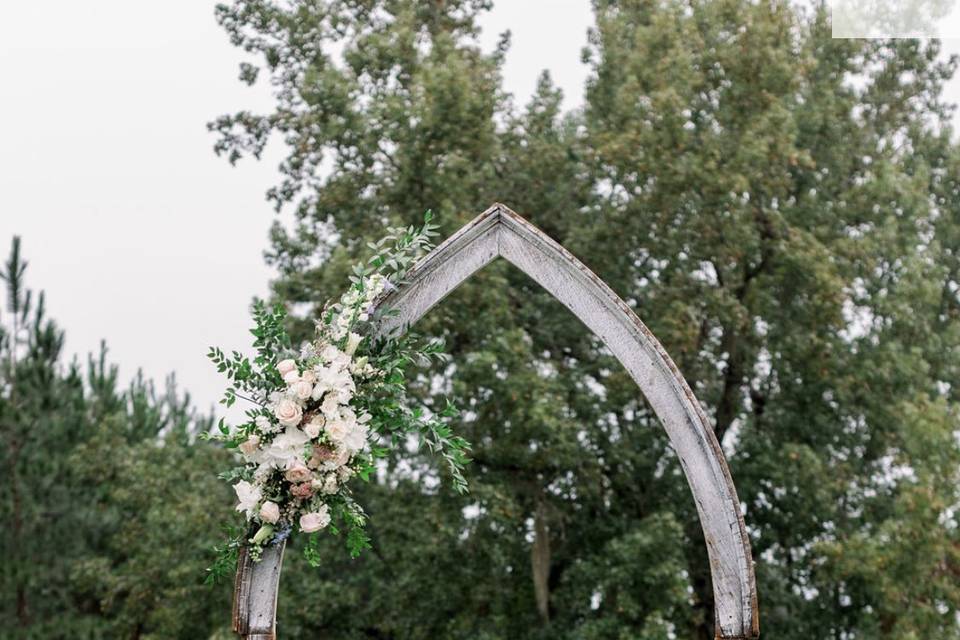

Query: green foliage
[[209, 0, 960, 638], [4, 1, 960, 638], [0, 238, 234, 637], [206, 213, 470, 571]]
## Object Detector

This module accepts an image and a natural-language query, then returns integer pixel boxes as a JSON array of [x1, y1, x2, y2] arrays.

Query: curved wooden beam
[[233, 203, 759, 639]]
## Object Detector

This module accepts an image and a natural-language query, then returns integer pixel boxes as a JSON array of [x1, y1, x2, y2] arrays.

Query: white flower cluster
[[329, 273, 387, 340], [231, 278, 387, 540]]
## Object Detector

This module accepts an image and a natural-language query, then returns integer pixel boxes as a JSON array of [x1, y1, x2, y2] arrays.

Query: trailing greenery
[[205, 213, 470, 574]]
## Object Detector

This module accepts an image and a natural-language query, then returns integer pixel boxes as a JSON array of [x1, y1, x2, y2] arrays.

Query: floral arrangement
[[205, 214, 469, 582]]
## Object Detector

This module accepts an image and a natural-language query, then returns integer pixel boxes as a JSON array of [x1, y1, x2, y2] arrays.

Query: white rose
[[259, 500, 280, 524], [325, 418, 349, 444], [277, 359, 297, 376], [273, 398, 303, 427], [321, 393, 340, 417], [304, 415, 325, 439], [293, 380, 313, 401], [233, 480, 262, 519], [345, 332, 363, 356], [239, 434, 260, 457], [283, 369, 300, 385], [299, 507, 331, 533]]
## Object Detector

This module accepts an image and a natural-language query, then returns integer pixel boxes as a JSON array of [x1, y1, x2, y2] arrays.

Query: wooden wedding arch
[[233, 203, 759, 639]]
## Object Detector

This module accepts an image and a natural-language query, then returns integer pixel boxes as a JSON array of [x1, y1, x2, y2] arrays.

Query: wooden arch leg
[[233, 542, 286, 639]]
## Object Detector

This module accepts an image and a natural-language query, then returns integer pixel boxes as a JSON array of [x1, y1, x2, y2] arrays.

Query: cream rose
[[300, 369, 317, 384], [277, 359, 297, 376], [283, 369, 300, 385], [273, 398, 303, 427], [259, 500, 280, 524], [284, 460, 312, 484], [239, 434, 260, 457], [293, 380, 313, 401], [325, 418, 349, 444], [299, 507, 331, 533], [323, 446, 351, 471]]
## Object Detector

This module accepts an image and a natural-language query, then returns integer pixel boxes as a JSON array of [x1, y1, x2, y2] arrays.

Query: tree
[[212, 1, 960, 637], [0, 237, 236, 638], [0, 237, 91, 633]]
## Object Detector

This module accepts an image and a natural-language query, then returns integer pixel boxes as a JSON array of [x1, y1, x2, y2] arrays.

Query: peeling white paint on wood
[[233, 543, 284, 639], [233, 203, 759, 639]]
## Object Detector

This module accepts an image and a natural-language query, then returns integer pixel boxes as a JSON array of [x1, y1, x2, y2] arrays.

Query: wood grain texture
[[233, 542, 285, 639], [373, 204, 758, 639], [232, 203, 759, 639]]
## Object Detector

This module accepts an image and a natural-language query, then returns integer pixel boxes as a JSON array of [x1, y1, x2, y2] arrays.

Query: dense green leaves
[[3, 0, 960, 638], [0, 238, 235, 637], [209, 1, 960, 638]]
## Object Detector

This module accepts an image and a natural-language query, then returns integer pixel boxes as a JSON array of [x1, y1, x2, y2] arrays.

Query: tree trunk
[[531, 491, 551, 624]]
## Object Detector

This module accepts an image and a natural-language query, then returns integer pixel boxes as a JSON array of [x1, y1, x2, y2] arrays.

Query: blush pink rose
[[259, 500, 280, 524], [273, 398, 303, 427], [299, 508, 331, 533], [290, 482, 314, 499], [284, 461, 312, 484], [283, 369, 300, 384], [277, 359, 297, 376]]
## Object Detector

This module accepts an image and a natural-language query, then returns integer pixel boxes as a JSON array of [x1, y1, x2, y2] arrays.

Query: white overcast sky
[[0, 2, 958, 416], [0, 1, 592, 415]]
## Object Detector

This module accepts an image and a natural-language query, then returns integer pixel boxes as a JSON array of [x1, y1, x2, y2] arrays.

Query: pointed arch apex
[[371, 203, 758, 638], [234, 203, 759, 640]]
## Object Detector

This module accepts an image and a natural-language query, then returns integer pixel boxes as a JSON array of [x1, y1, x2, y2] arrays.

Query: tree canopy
[[207, 1, 960, 638], [2, 1, 959, 638]]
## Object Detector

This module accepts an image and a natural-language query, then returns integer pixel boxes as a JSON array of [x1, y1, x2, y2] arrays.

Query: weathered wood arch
[[234, 203, 759, 639]]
